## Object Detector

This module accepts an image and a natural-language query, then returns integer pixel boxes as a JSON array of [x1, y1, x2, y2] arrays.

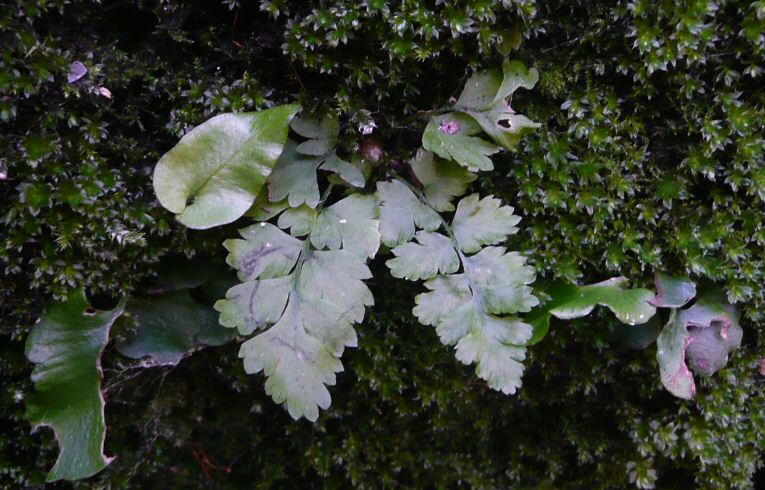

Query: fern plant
[[23, 60, 746, 481], [151, 60, 544, 420], [148, 59, 745, 421]]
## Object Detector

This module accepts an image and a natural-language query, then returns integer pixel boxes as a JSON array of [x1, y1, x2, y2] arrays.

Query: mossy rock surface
[[1, 1, 764, 488]]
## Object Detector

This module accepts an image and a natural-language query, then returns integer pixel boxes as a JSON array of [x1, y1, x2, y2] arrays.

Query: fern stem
[[390, 174, 482, 305], [390, 174, 462, 253], [290, 183, 335, 299]]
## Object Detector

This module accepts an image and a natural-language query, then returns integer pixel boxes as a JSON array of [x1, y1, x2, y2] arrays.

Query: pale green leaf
[[409, 149, 476, 212], [25, 290, 125, 482], [291, 115, 339, 147], [268, 139, 323, 208], [492, 60, 540, 106], [292, 115, 337, 155], [240, 305, 339, 421], [455, 67, 503, 111], [387, 190, 537, 394], [411, 242, 537, 394], [412, 258, 536, 394], [153, 104, 299, 229], [467, 108, 541, 151], [296, 138, 333, 157], [289, 115, 364, 188], [422, 113, 499, 172], [215, 276, 292, 335], [320, 153, 365, 188], [411, 274, 471, 338], [455, 61, 538, 111], [237, 250, 373, 421], [223, 222, 303, 281], [217, 215, 375, 421], [454, 316, 531, 394], [419, 61, 539, 173], [377, 180, 441, 247], [310, 194, 380, 259], [277, 205, 318, 237], [276, 195, 380, 259], [387, 231, 459, 281], [548, 277, 657, 325], [452, 193, 521, 253], [455, 60, 541, 150], [463, 247, 538, 314]]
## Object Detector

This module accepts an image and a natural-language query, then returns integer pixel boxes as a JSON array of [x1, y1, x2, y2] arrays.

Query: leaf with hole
[[455, 60, 541, 150], [25, 290, 125, 482], [422, 60, 540, 170]]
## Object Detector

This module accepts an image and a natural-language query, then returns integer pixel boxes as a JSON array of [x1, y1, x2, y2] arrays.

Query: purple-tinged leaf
[[650, 273, 696, 308], [656, 311, 696, 399], [96, 87, 112, 99], [680, 292, 742, 377], [656, 289, 742, 399], [685, 322, 742, 376], [67, 61, 88, 83]]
